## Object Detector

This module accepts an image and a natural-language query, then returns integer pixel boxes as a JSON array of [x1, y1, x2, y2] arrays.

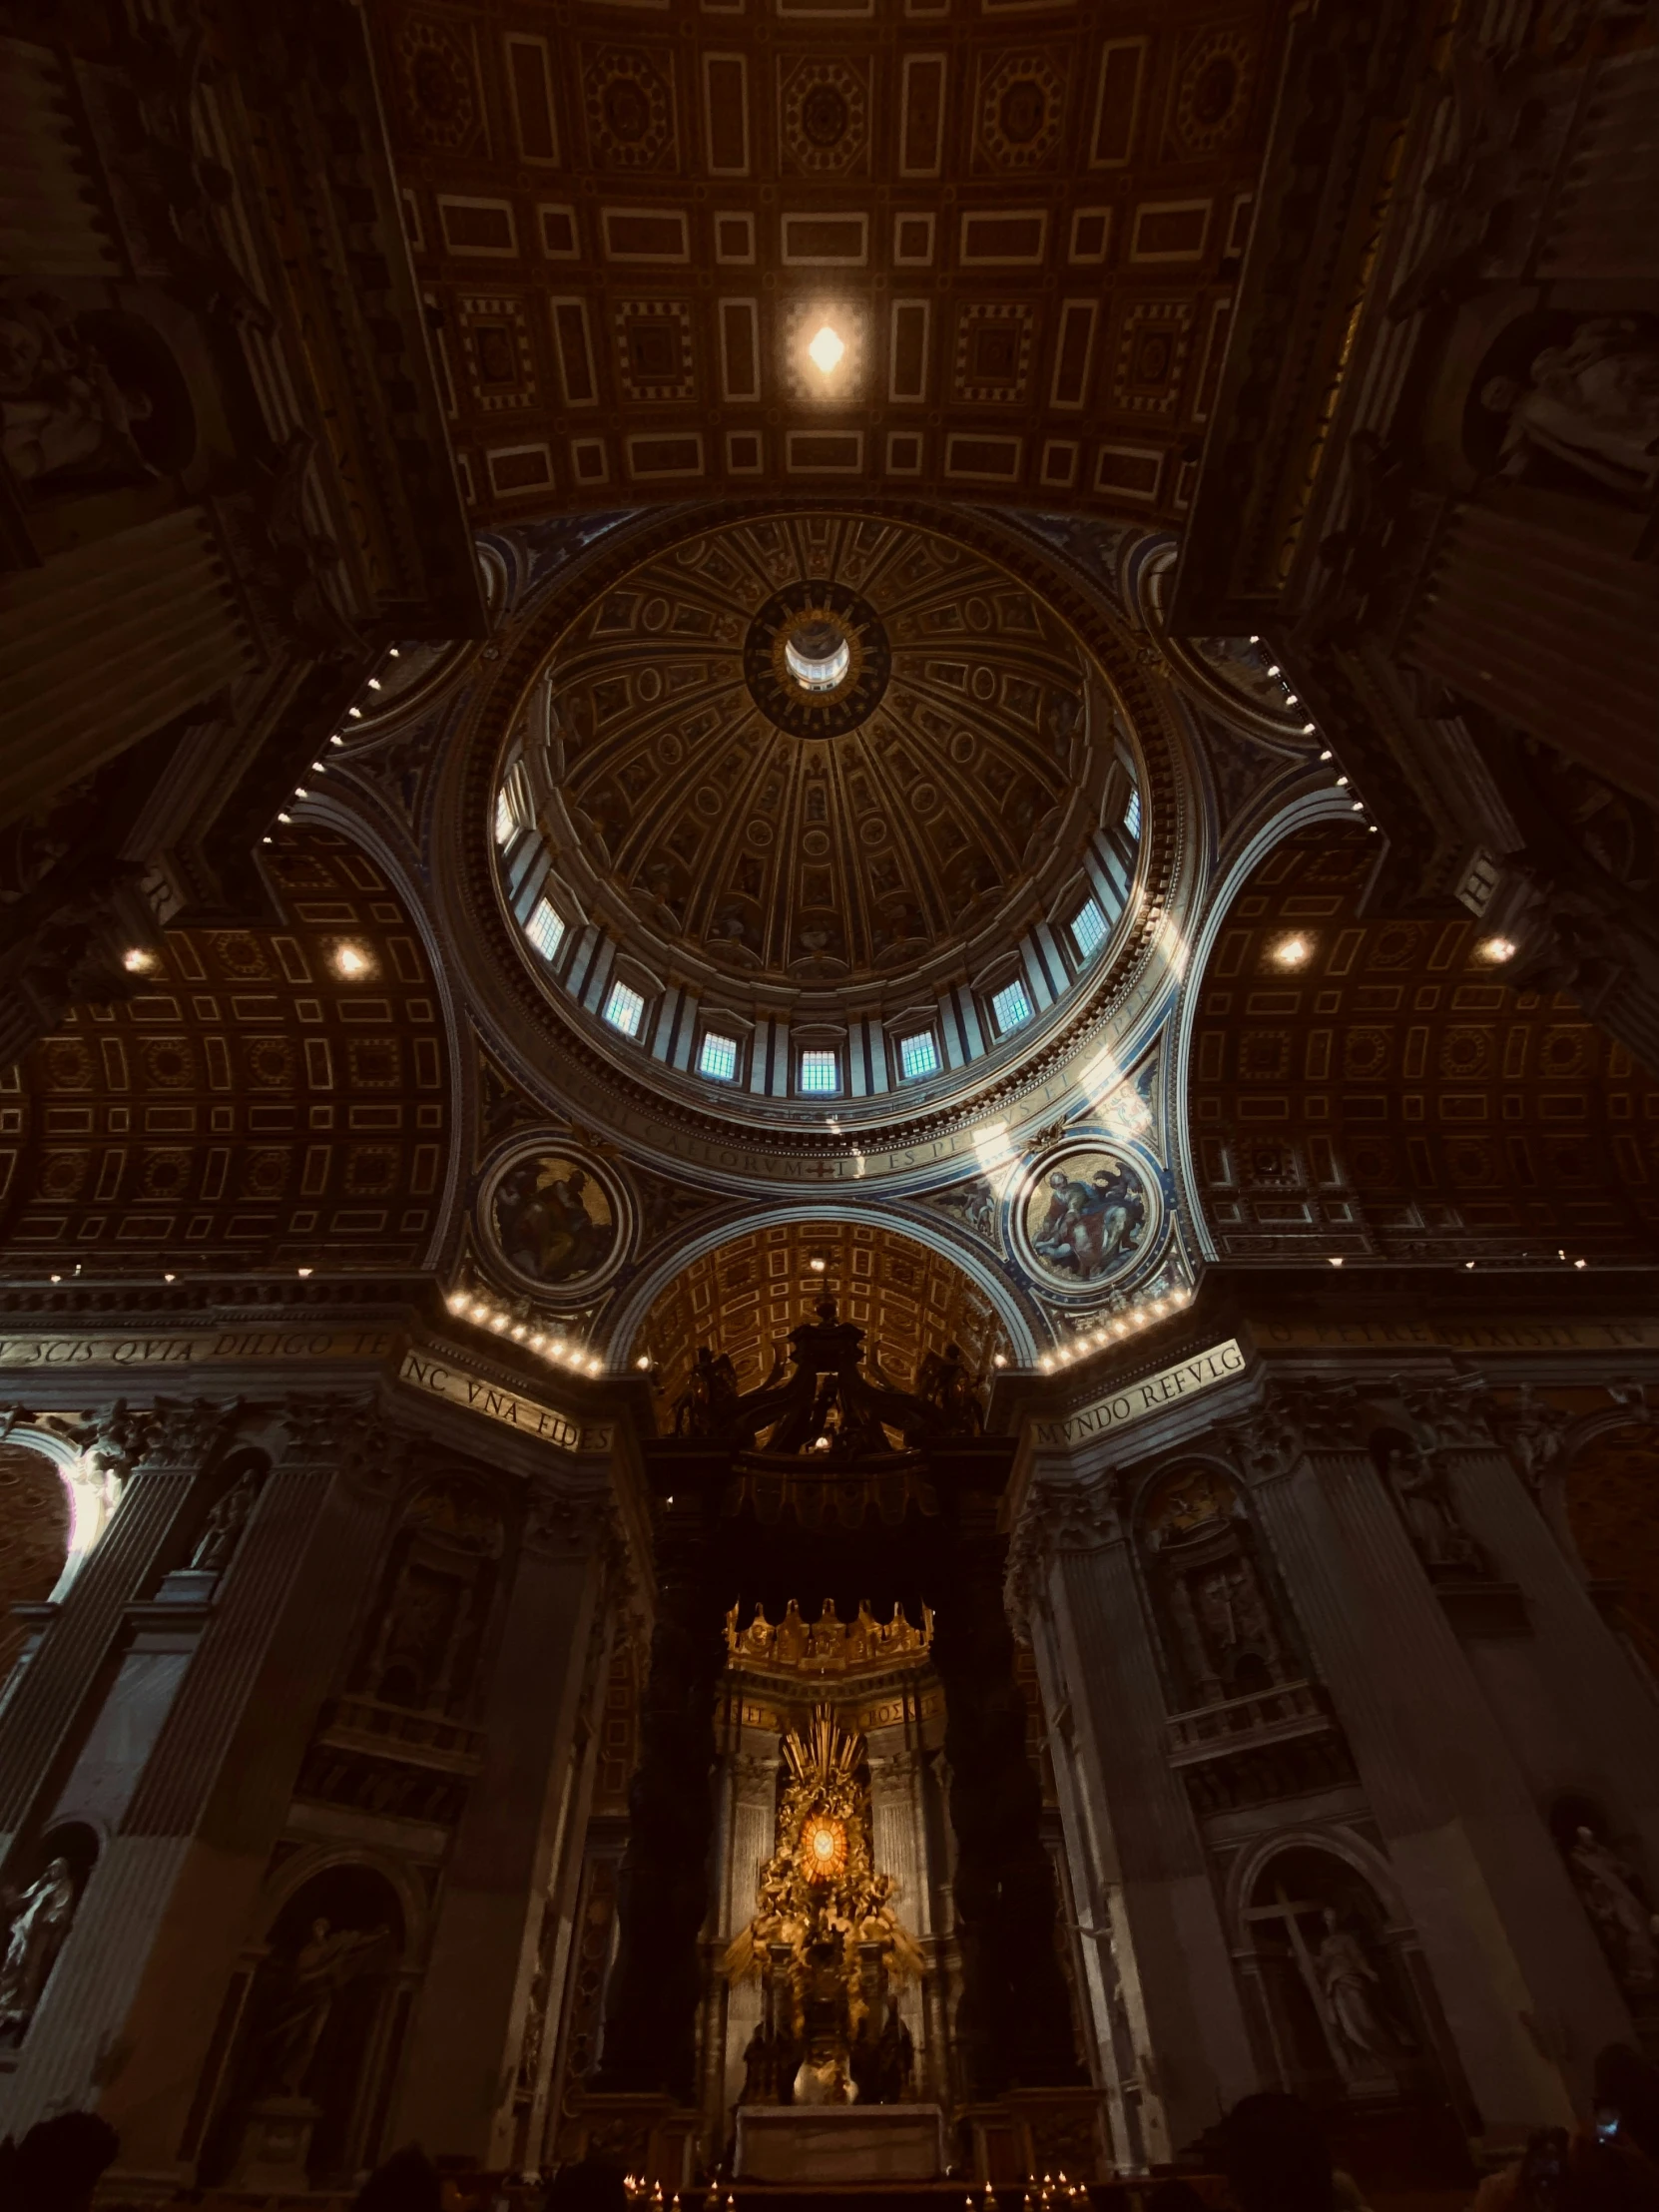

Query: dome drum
[[492, 515, 1149, 1126]]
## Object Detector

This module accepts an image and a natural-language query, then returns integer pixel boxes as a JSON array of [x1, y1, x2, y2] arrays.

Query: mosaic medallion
[[481, 1141, 630, 1296], [1013, 1146, 1159, 1290]]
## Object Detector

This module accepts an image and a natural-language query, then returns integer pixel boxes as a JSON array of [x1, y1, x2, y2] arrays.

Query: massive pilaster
[[15, 1399, 397, 2160], [594, 1491, 729, 2101], [393, 1464, 619, 2165], [930, 1491, 1082, 2100], [1014, 1460, 1257, 2157], [1234, 1391, 1627, 2133]]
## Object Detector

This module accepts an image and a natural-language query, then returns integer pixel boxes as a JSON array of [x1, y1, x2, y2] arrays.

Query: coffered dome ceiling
[[504, 514, 1127, 1007]]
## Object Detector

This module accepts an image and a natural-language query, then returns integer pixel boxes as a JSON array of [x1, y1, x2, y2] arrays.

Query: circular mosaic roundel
[[744, 580, 891, 738], [1014, 1146, 1159, 1292], [480, 1140, 631, 1298]]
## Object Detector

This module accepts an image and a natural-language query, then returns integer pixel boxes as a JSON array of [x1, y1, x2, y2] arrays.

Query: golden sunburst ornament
[[799, 1813, 847, 1882]]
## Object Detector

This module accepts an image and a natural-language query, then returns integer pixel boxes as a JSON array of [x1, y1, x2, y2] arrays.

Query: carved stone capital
[[728, 1750, 782, 1799], [1471, 1382, 1577, 1492], [276, 1391, 381, 1467], [138, 1395, 251, 1473], [1005, 1470, 1121, 1631]]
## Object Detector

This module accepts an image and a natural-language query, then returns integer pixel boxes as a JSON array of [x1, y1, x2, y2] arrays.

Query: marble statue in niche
[[1141, 1468, 1296, 1707], [191, 1468, 261, 1575], [1314, 1909, 1399, 2069], [1481, 316, 1659, 501], [354, 1479, 503, 1718], [0, 1856, 77, 2041], [492, 1151, 616, 1287], [1564, 1822, 1659, 1991], [1380, 1438, 1484, 1575], [1026, 1150, 1149, 1284], [1247, 1849, 1419, 2102], [249, 1918, 393, 2096], [0, 290, 191, 490]]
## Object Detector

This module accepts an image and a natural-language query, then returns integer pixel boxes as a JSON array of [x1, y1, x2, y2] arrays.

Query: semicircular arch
[[619, 1208, 1041, 1419]]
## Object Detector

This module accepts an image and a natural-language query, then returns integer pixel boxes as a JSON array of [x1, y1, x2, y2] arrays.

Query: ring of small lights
[[744, 579, 889, 736]]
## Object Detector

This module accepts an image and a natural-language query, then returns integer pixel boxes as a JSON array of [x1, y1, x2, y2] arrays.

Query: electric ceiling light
[[530, 1334, 545, 1350], [294, 788, 308, 802], [1328, 1256, 1345, 1267], [1351, 801, 1365, 812], [277, 811, 291, 824], [512, 1324, 528, 1341], [809, 1255, 829, 1273], [1336, 776, 1349, 787], [1477, 935, 1517, 963], [367, 677, 382, 690], [1271, 933, 1312, 967], [348, 706, 362, 719], [588, 1355, 603, 1374], [992, 1353, 1007, 1368], [387, 648, 400, 658], [1038, 1355, 1053, 1373], [1575, 1258, 1587, 1269], [1303, 721, 1317, 734], [122, 948, 153, 972], [1266, 664, 1281, 677], [489, 1314, 507, 1332], [1249, 634, 1261, 644], [1319, 749, 1332, 761], [636, 1355, 651, 1371], [297, 1266, 312, 1278], [164, 1272, 175, 1282], [1285, 692, 1299, 705], [329, 733, 343, 746], [469, 1301, 489, 1321], [332, 943, 371, 978], [808, 323, 845, 375]]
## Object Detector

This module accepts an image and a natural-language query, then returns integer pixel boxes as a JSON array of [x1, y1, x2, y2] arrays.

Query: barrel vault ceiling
[[370, 0, 1288, 529]]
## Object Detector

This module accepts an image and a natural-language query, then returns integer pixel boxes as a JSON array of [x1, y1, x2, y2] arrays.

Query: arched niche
[[347, 1475, 508, 1721], [1234, 1839, 1429, 2113], [1133, 1460, 1305, 1711], [204, 1862, 408, 2190], [628, 1214, 1020, 1429], [0, 1440, 73, 1688]]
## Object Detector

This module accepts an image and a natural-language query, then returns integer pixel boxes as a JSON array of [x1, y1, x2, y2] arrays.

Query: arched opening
[[1240, 1846, 1417, 2104], [632, 1218, 1011, 1437], [1564, 1425, 1659, 1677], [0, 1442, 73, 1690], [205, 1863, 407, 2190]]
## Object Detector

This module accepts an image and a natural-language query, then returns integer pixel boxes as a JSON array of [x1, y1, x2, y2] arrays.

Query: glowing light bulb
[[1478, 935, 1516, 963], [333, 944, 370, 977], [808, 323, 844, 375], [122, 948, 153, 972]]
